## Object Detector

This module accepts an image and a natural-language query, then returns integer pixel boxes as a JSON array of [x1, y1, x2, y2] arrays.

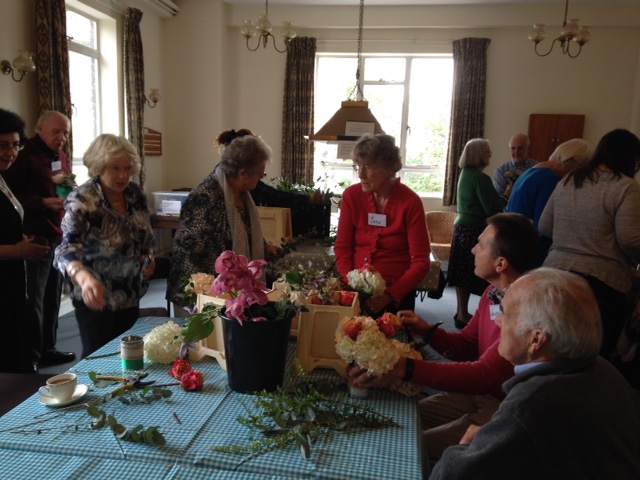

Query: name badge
[[490, 304, 501, 321], [51, 160, 62, 172], [368, 213, 387, 227]]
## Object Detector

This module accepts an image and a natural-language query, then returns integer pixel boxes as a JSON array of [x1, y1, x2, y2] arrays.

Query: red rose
[[377, 318, 396, 337], [340, 291, 356, 306], [310, 296, 323, 305], [180, 370, 204, 391], [170, 358, 193, 379], [343, 318, 364, 340]]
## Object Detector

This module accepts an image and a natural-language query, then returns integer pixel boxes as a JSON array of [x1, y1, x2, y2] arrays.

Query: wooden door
[[528, 114, 585, 162]]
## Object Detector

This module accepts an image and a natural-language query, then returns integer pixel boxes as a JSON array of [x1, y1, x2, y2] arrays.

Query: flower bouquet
[[178, 272, 217, 312], [335, 313, 423, 397], [346, 263, 386, 315], [503, 169, 523, 184], [52, 172, 77, 198]]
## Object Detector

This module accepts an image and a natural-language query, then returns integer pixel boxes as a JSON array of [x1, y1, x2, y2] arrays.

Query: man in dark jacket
[[430, 268, 640, 479]]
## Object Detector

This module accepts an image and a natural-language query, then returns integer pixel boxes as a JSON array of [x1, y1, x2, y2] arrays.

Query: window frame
[[313, 51, 453, 198]]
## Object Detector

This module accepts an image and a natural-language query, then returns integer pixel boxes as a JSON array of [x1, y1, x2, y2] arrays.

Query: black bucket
[[221, 313, 293, 393]]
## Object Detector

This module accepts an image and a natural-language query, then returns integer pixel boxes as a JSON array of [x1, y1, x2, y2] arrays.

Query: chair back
[[425, 211, 457, 261]]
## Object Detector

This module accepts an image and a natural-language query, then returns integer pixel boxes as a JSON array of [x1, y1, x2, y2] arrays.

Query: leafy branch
[[211, 365, 398, 459], [8, 405, 166, 447]]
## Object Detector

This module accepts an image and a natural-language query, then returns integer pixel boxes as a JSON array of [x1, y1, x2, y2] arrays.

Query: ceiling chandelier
[[241, 0, 296, 53], [309, 0, 384, 143], [528, 0, 591, 58]]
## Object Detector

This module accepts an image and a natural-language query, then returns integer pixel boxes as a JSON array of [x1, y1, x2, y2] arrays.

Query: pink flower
[[225, 297, 248, 324], [180, 370, 204, 391], [214, 250, 240, 274], [170, 358, 193, 379]]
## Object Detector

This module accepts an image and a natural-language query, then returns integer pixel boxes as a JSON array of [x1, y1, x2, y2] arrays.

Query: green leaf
[[181, 311, 216, 344], [151, 429, 167, 446]]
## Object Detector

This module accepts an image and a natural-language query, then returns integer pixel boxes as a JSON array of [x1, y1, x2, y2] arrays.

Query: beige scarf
[[216, 165, 265, 261]]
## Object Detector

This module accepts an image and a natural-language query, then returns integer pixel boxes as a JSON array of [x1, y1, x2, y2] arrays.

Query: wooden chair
[[425, 211, 457, 262]]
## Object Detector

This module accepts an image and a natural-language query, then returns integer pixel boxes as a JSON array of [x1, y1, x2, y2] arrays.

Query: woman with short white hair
[[55, 134, 155, 358]]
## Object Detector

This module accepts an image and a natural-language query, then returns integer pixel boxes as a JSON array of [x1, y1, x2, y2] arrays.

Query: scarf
[[215, 165, 265, 262]]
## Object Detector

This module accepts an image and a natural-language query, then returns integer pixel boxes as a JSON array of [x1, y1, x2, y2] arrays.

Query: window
[[314, 55, 453, 196], [66, 2, 120, 184]]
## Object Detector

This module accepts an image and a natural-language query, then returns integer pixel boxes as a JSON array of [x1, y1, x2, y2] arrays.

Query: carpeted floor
[[40, 270, 481, 375]]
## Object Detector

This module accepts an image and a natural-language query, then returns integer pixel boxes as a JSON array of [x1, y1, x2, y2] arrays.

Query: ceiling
[[224, 0, 637, 5]]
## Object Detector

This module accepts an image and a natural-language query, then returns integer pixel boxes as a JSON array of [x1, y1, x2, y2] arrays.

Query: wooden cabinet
[[528, 114, 585, 162]]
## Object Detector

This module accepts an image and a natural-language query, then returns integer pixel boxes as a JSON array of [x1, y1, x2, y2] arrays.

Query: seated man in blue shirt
[[431, 268, 640, 480]]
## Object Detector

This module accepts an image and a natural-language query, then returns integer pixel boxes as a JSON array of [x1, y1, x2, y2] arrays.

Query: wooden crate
[[191, 288, 286, 369], [295, 293, 360, 377], [257, 207, 292, 246]]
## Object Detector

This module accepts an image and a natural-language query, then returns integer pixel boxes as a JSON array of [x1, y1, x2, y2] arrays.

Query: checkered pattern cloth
[[0, 317, 422, 479]]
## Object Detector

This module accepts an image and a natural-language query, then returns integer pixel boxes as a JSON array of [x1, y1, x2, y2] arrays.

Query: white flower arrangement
[[346, 265, 386, 297], [144, 321, 183, 364]]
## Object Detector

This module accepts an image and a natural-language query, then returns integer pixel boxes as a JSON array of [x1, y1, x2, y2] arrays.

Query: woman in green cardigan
[[448, 138, 507, 328]]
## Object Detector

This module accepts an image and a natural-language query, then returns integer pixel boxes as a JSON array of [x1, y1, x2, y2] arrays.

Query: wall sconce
[[143, 88, 161, 108], [1, 51, 36, 82]]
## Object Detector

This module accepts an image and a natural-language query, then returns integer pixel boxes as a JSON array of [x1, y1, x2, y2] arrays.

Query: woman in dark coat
[[0, 109, 50, 373]]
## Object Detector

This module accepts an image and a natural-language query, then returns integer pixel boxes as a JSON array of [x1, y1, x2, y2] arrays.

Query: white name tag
[[368, 213, 387, 227], [51, 160, 62, 172], [490, 304, 501, 321]]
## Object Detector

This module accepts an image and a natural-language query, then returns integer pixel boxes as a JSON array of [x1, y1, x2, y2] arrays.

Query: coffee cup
[[38, 373, 77, 403]]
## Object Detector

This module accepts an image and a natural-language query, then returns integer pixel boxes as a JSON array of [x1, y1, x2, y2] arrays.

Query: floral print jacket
[[55, 177, 155, 311]]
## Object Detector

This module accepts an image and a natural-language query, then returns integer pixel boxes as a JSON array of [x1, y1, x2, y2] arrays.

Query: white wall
[[1, 0, 39, 132], [163, 1, 640, 211], [4, 0, 640, 214]]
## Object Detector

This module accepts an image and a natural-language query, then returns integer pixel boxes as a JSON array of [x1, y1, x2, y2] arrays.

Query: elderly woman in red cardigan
[[335, 134, 431, 314]]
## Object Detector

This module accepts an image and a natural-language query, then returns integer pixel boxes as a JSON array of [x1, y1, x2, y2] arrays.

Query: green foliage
[[86, 406, 166, 445], [211, 364, 397, 459], [180, 303, 219, 344]]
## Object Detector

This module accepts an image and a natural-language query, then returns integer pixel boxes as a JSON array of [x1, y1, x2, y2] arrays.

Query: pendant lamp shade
[[309, 101, 385, 142]]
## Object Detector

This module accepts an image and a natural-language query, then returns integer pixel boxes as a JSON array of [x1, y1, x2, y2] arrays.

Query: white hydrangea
[[143, 321, 183, 364], [335, 316, 399, 376], [346, 269, 386, 296]]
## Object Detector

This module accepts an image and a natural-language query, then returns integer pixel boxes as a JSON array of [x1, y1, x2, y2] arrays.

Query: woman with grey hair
[[448, 138, 506, 328], [167, 129, 277, 316], [335, 134, 430, 314], [55, 134, 155, 358]]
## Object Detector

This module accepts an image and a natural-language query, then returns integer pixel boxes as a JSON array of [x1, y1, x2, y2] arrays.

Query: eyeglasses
[[352, 164, 377, 174], [0, 142, 25, 152]]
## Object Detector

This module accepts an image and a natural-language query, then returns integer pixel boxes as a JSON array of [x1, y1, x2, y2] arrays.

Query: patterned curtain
[[442, 38, 491, 206], [35, 0, 73, 160], [124, 8, 146, 187], [281, 37, 317, 184]]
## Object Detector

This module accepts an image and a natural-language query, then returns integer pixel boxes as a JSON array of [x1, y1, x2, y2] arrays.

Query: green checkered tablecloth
[[0, 317, 423, 480]]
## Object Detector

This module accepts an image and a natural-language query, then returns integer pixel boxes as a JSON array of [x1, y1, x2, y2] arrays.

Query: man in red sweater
[[350, 213, 538, 470]]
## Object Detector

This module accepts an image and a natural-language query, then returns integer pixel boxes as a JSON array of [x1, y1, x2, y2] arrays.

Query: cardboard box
[[152, 191, 189, 216], [257, 206, 292, 246], [295, 292, 360, 376]]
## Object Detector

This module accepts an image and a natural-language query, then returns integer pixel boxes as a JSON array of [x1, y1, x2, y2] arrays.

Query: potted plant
[[180, 251, 301, 394]]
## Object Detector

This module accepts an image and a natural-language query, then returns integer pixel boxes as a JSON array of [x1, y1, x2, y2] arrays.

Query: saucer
[[38, 384, 90, 407]]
